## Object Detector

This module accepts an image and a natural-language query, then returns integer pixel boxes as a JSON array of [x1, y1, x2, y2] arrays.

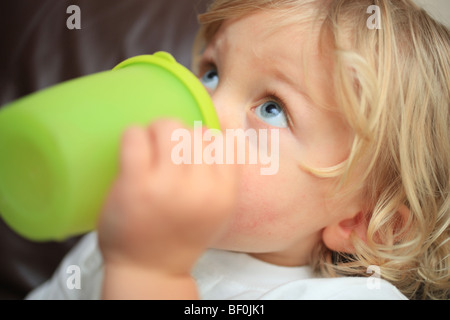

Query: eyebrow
[[203, 40, 302, 89], [201, 32, 313, 108], [268, 54, 310, 97]]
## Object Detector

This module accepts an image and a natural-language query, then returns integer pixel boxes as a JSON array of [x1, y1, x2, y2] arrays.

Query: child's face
[[198, 11, 362, 266]]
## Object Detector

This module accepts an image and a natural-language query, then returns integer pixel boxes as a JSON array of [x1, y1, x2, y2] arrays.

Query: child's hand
[[98, 120, 238, 279]]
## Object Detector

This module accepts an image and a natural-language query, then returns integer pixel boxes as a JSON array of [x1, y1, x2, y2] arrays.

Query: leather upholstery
[[0, 0, 209, 299]]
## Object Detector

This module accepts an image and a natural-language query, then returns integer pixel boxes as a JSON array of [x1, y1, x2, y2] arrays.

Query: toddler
[[27, 0, 449, 300]]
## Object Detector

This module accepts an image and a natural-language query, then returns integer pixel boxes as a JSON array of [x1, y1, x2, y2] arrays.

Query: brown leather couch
[[0, 0, 209, 299]]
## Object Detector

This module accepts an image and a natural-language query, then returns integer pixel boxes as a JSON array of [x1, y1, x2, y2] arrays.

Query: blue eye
[[255, 101, 288, 128], [200, 69, 219, 90]]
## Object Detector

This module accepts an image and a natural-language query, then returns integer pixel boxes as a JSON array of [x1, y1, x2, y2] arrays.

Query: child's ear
[[322, 205, 411, 254], [322, 212, 368, 254]]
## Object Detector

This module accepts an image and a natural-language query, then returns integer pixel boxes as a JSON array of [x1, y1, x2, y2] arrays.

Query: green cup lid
[[114, 52, 220, 130]]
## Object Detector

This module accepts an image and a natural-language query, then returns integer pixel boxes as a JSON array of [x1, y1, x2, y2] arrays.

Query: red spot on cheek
[[229, 209, 270, 234], [233, 172, 282, 234], [246, 210, 279, 233]]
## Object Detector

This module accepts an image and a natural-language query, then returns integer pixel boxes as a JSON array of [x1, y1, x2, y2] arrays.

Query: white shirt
[[26, 232, 407, 300]]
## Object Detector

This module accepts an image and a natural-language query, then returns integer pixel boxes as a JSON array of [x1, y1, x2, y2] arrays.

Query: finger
[[118, 126, 153, 182], [149, 119, 188, 170]]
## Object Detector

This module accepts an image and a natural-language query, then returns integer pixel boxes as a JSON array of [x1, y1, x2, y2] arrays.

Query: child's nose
[[213, 100, 241, 131], [210, 91, 244, 131]]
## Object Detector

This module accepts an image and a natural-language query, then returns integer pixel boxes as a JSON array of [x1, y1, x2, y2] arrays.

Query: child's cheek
[[230, 164, 295, 237]]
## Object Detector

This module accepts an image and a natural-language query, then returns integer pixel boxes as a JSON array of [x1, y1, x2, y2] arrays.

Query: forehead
[[213, 10, 318, 58]]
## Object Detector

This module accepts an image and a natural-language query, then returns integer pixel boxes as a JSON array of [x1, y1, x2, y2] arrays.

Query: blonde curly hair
[[193, 0, 450, 300]]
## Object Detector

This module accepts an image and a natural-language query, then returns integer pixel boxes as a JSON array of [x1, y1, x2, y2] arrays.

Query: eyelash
[[198, 58, 217, 77], [198, 59, 293, 129], [260, 91, 293, 129]]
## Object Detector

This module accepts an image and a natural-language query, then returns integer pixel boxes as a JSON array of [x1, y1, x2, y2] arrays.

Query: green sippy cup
[[0, 52, 220, 241]]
